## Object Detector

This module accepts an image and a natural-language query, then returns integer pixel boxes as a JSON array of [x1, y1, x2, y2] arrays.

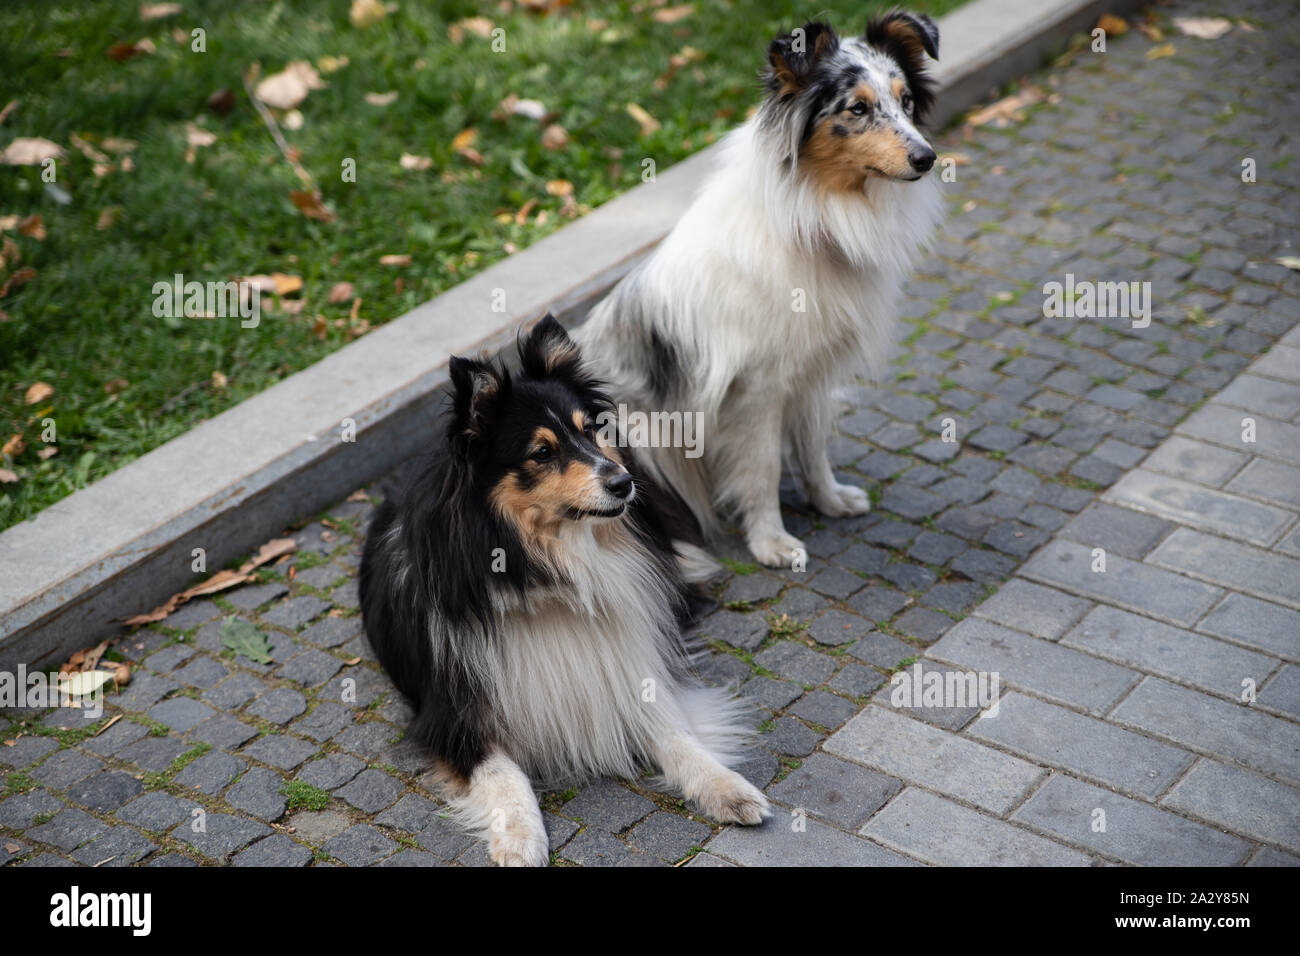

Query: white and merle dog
[[575, 13, 945, 567], [360, 317, 768, 867]]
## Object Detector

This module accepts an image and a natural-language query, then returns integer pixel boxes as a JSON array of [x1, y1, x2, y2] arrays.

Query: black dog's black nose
[[605, 472, 633, 499], [909, 148, 936, 173]]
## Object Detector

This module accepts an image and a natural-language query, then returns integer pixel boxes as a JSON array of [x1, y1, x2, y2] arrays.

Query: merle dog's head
[[447, 315, 632, 545], [762, 12, 940, 189]]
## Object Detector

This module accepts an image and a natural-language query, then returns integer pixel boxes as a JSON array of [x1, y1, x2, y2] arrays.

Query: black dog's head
[[762, 11, 940, 188], [448, 315, 632, 544]]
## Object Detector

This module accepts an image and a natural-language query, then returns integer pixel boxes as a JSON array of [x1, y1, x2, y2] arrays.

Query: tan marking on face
[[490, 457, 609, 550], [571, 409, 587, 432], [891, 77, 905, 100], [853, 83, 877, 106], [802, 115, 914, 192]]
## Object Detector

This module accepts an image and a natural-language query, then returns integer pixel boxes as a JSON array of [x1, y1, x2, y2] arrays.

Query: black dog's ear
[[865, 12, 939, 124], [448, 355, 506, 446], [519, 313, 582, 380], [866, 11, 939, 60], [767, 21, 839, 96]]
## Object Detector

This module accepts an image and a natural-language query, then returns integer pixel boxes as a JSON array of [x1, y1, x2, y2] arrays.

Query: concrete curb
[[0, 0, 1147, 670]]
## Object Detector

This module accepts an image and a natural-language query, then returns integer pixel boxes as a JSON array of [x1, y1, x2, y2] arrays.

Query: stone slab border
[[0, 0, 1147, 670]]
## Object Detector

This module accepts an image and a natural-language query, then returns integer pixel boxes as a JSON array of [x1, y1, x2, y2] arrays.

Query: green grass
[[0, 0, 962, 531], [281, 779, 330, 811]]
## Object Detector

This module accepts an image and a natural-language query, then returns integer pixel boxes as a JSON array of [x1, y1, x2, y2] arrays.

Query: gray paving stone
[[201, 673, 267, 710], [27, 808, 106, 851], [0, 735, 58, 768], [768, 753, 901, 829], [864, 788, 1090, 866], [807, 609, 871, 646], [226, 767, 289, 822], [1248, 847, 1300, 867], [1177, 403, 1300, 467], [705, 816, 916, 867], [695, 609, 767, 652], [847, 631, 918, 670], [1111, 677, 1300, 783], [322, 824, 397, 867], [754, 642, 836, 686], [107, 672, 179, 711], [1060, 502, 1175, 560], [66, 770, 144, 813], [1105, 470, 1292, 547], [0, 789, 63, 829], [115, 791, 195, 832], [224, 582, 290, 611], [246, 687, 309, 724], [374, 793, 441, 833], [31, 749, 103, 790], [144, 644, 195, 674], [1144, 435, 1249, 487], [1162, 759, 1300, 852], [241, 734, 318, 771], [873, 660, 987, 731], [292, 702, 356, 742], [788, 691, 858, 730], [739, 676, 802, 712], [170, 655, 229, 689], [560, 828, 643, 866], [296, 752, 365, 790], [332, 720, 399, 757], [972, 578, 1093, 640], [146, 853, 198, 867], [1260, 665, 1300, 718], [174, 751, 246, 795], [286, 809, 352, 845], [117, 734, 189, 772], [805, 566, 865, 601], [1021, 539, 1223, 627], [375, 849, 443, 867], [760, 717, 822, 757], [232, 833, 313, 867], [1217, 373, 1300, 419], [71, 827, 158, 867], [930, 617, 1139, 715], [561, 781, 655, 833], [824, 706, 1043, 814], [278, 649, 344, 687], [415, 816, 475, 860], [1196, 593, 1300, 662], [847, 586, 910, 622], [336, 768, 404, 813], [189, 713, 258, 751], [969, 692, 1193, 800], [1063, 605, 1276, 698], [301, 615, 363, 648], [1148, 528, 1300, 610], [627, 812, 712, 862], [147, 696, 215, 733], [1012, 774, 1249, 866], [893, 607, 955, 642], [19, 853, 77, 867]]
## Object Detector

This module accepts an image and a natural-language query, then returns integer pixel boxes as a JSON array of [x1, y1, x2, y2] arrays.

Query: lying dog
[[575, 13, 944, 567], [359, 316, 768, 866]]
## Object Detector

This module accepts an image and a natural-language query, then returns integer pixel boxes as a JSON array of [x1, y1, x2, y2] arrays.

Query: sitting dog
[[359, 316, 769, 866], [574, 13, 945, 567]]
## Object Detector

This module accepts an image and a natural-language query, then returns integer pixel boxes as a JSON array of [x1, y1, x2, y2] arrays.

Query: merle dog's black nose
[[605, 472, 633, 499], [909, 147, 936, 172]]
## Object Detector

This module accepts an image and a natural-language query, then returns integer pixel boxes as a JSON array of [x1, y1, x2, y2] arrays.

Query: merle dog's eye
[[531, 445, 553, 463], [901, 93, 913, 112], [849, 102, 869, 116]]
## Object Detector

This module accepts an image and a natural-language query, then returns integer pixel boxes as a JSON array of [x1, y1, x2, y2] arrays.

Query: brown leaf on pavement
[[289, 189, 336, 222]]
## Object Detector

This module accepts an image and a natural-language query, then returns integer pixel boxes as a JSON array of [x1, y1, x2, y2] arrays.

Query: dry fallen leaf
[[0, 266, 37, 298], [449, 16, 493, 44], [546, 179, 574, 197], [239, 536, 296, 572], [2, 434, 23, 457], [0, 100, 17, 125], [965, 86, 1044, 127], [626, 103, 660, 137], [25, 381, 53, 404], [0, 468, 17, 483], [350, 0, 387, 29], [139, 2, 182, 21], [346, 489, 369, 502], [1173, 16, 1232, 39], [1095, 13, 1128, 35], [343, 656, 362, 666], [1276, 256, 1300, 271], [364, 91, 398, 107], [652, 4, 694, 24], [379, 254, 412, 267], [96, 206, 122, 230], [184, 121, 216, 163], [37, 446, 58, 460], [451, 128, 477, 152], [271, 272, 302, 295], [541, 123, 569, 151], [328, 281, 355, 303], [18, 214, 45, 240], [211, 370, 228, 389], [69, 134, 110, 163], [1146, 42, 1177, 60], [289, 189, 336, 222], [318, 55, 350, 74], [399, 153, 432, 170], [0, 137, 64, 166], [62, 639, 110, 674], [255, 60, 326, 110]]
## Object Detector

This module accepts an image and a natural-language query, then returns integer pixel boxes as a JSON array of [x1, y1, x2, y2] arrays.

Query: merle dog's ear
[[519, 313, 582, 380], [767, 21, 839, 96], [448, 355, 505, 447], [865, 12, 939, 124], [865, 11, 939, 61]]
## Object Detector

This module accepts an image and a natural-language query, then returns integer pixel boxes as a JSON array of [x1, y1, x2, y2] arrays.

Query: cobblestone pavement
[[3, 0, 1298, 867]]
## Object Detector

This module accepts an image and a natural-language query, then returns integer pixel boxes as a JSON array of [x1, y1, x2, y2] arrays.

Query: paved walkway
[[3, 0, 1298, 866]]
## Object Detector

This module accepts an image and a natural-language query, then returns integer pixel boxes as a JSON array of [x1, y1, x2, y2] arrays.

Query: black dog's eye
[[531, 445, 553, 463], [582, 421, 596, 440], [848, 102, 869, 116], [901, 93, 912, 112]]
